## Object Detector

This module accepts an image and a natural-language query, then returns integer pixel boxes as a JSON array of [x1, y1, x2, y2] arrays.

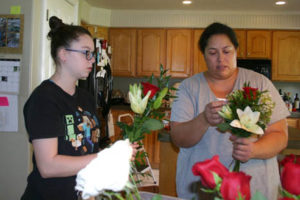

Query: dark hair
[[47, 16, 92, 65], [199, 22, 239, 54]]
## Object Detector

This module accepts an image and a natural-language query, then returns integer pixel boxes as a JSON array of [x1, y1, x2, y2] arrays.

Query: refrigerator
[[78, 38, 113, 148]]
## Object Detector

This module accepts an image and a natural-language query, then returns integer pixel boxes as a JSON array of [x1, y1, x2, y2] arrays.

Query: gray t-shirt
[[171, 68, 290, 200]]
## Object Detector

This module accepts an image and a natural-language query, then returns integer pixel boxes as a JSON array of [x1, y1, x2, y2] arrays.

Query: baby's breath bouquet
[[217, 82, 275, 171]]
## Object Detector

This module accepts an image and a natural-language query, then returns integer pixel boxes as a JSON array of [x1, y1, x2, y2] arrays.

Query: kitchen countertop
[[159, 127, 300, 152], [289, 111, 300, 118]]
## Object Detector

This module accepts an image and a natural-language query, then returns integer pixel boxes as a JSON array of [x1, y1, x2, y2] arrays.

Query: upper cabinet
[[109, 28, 137, 77], [235, 30, 247, 58], [137, 29, 166, 77], [81, 24, 109, 40], [166, 29, 192, 78], [235, 30, 271, 59], [272, 31, 300, 81], [193, 29, 207, 74]]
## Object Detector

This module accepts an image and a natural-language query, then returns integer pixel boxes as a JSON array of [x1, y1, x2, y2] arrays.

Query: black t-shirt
[[22, 80, 100, 200]]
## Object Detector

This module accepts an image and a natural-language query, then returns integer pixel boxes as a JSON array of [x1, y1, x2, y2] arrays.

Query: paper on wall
[[0, 94, 18, 132]]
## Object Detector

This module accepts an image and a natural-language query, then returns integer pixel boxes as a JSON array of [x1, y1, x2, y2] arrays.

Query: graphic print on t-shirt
[[64, 106, 100, 154]]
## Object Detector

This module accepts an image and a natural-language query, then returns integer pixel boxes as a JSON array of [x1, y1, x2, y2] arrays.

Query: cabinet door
[[287, 118, 299, 129], [272, 31, 300, 81], [235, 30, 247, 58], [193, 29, 207, 74], [137, 29, 166, 77], [246, 30, 271, 58], [109, 28, 136, 77], [143, 131, 160, 169], [83, 25, 108, 40], [166, 29, 192, 78]]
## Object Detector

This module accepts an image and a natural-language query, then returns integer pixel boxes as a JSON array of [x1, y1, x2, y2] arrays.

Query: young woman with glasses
[[21, 16, 137, 200]]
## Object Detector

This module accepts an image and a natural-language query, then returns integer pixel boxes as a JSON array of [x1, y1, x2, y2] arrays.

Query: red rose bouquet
[[217, 82, 275, 171], [192, 155, 266, 200], [279, 154, 300, 200]]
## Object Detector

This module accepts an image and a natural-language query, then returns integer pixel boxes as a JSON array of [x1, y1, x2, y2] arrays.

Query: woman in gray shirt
[[170, 22, 289, 200]]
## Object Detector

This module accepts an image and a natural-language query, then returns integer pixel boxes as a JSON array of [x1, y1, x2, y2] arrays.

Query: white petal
[[236, 108, 244, 119], [245, 124, 264, 135], [230, 119, 242, 129], [249, 111, 260, 124]]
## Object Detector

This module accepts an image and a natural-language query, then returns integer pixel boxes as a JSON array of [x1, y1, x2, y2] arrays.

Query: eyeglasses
[[65, 48, 95, 61]]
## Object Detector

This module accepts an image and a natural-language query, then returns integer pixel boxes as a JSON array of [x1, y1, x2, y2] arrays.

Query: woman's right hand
[[203, 101, 227, 126]]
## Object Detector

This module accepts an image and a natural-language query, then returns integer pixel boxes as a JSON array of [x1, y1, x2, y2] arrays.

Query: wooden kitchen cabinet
[[235, 30, 271, 59], [235, 30, 247, 58], [287, 118, 300, 129], [166, 29, 192, 78], [193, 29, 207, 74], [84, 25, 108, 40], [272, 31, 300, 81], [109, 28, 137, 77], [137, 29, 166, 77]]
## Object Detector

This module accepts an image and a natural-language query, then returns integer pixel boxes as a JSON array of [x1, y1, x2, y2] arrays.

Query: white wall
[[0, 0, 35, 199], [109, 10, 300, 29], [79, 0, 111, 26]]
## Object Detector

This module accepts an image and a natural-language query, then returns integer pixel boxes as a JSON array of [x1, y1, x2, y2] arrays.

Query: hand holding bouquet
[[217, 82, 275, 171]]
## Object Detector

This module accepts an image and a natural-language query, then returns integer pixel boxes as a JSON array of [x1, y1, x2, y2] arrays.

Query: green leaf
[[217, 122, 231, 132], [200, 188, 215, 193], [151, 194, 163, 200], [214, 197, 223, 200], [142, 118, 164, 131], [212, 172, 222, 185], [251, 191, 267, 200]]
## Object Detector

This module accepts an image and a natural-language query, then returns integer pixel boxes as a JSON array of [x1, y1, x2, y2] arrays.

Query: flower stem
[[233, 160, 240, 172], [129, 171, 141, 200]]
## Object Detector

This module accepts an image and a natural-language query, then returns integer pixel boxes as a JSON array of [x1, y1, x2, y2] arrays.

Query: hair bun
[[49, 16, 64, 30]]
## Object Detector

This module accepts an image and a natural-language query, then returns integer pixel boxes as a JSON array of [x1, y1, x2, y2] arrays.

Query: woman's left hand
[[230, 135, 258, 163], [130, 142, 139, 161]]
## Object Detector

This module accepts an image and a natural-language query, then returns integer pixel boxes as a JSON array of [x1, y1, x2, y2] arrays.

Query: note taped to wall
[[0, 59, 21, 94], [0, 97, 9, 106], [0, 94, 18, 132]]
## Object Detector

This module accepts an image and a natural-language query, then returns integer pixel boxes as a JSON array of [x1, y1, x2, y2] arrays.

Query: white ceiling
[[85, 0, 300, 13]]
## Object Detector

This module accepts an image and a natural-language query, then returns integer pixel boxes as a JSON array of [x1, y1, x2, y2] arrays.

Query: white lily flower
[[218, 104, 233, 120], [129, 83, 151, 114], [75, 139, 133, 199], [230, 106, 264, 135]]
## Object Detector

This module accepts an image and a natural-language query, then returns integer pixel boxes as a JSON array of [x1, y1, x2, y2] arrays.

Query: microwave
[[237, 59, 271, 79]]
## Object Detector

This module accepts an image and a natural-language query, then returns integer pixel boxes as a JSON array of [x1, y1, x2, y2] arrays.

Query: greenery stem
[[233, 160, 240, 172]]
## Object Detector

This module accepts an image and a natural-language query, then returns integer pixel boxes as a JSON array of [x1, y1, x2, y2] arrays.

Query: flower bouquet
[[117, 64, 176, 143], [279, 154, 300, 200], [192, 155, 267, 200], [217, 82, 275, 171]]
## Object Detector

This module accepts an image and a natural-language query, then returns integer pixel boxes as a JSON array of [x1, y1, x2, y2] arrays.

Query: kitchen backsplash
[[273, 81, 300, 101]]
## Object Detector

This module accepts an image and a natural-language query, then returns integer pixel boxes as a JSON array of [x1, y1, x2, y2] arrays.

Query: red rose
[[192, 155, 229, 189], [220, 171, 251, 200], [280, 154, 300, 167], [281, 162, 300, 195], [243, 87, 258, 100], [141, 82, 159, 99]]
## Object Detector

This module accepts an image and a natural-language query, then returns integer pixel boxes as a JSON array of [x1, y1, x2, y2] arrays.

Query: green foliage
[[151, 194, 163, 200], [251, 191, 268, 200]]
